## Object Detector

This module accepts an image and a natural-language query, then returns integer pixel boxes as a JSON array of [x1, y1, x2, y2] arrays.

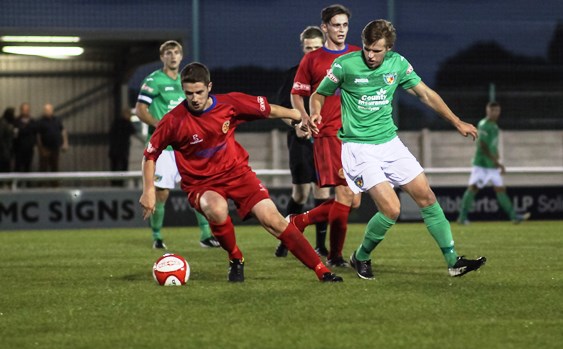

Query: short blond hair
[[159, 40, 183, 56]]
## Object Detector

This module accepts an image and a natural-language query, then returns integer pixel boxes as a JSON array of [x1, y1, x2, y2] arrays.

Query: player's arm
[[309, 91, 326, 135], [135, 102, 159, 128], [407, 81, 477, 140], [268, 104, 301, 124], [139, 157, 156, 220], [479, 139, 505, 173]]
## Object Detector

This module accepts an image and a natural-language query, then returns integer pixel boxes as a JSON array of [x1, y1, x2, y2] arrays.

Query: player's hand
[[295, 124, 310, 139], [456, 121, 477, 141], [309, 113, 322, 134], [139, 191, 156, 220]]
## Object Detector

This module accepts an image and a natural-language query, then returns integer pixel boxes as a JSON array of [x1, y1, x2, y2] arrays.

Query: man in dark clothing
[[36, 103, 68, 181], [108, 108, 136, 186], [13, 102, 36, 173], [0, 107, 15, 174]]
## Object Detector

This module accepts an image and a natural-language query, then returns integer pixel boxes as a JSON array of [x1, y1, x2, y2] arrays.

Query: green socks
[[421, 202, 458, 267], [496, 192, 516, 220], [194, 210, 213, 240], [355, 212, 395, 261], [458, 189, 475, 222], [150, 202, 165, 240]]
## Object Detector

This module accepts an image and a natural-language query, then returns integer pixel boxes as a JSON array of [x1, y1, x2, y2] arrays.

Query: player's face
[[302, 37, 324, 54], [323, 14, 349, 46], [487, 105, 501, 121], [183, 81, 212, 112], [161, 47, 183, 71], [363, 39, 390, 69]]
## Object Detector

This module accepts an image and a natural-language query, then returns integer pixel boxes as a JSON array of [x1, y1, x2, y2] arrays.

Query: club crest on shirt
[[383, 73, 397, 85], [222, 121, 230, 134], [353, 175, 364, 188]]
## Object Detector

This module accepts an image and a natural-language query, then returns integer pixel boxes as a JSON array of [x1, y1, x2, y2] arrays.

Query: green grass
[[1, 221, 562, 349]]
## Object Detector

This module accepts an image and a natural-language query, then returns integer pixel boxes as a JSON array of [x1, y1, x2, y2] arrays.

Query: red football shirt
[[291, 44, 361, 138], [144, 92, 271, 191]]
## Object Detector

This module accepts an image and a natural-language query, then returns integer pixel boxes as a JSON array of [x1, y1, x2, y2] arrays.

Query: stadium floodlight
[[0, 36, 80, 43], [2, 46, 84, 59]]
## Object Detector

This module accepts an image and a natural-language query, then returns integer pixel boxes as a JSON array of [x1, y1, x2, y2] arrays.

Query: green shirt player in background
[[310, 19, 486, 279], [135, 40, 219, 249], [457, 101, 531, 224]]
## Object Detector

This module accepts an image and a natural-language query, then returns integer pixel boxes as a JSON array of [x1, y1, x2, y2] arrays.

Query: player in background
[[309, 19, 486, 279], [273, 26, 331, 258], [135, 40, 219, 249], [290, 4, 362, 267], [457, 101, 531, 224], [140, 62, 343, 283]]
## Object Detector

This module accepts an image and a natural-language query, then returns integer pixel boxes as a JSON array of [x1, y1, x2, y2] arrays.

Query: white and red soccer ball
[[152, 253, 190, 286]]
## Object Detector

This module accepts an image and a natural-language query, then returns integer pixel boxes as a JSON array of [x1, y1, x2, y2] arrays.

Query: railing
[[1, 167, 562, 192]]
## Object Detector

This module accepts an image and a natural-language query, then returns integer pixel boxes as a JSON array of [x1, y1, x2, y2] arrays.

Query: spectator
[[13, 102, 36, 174], [0, 107, 16, 174], [36, 103, 69, 185], [108, 108, 136, 186]]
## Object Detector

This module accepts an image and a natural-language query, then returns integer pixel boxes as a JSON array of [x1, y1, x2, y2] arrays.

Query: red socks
[[278, 223, 330, 280], [209, 216, 243, 260], [328, 201, 351, 260], [294, 198, 335, 231]]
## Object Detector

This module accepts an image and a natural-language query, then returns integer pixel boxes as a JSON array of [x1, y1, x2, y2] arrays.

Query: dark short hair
[[300, 26, 324, 44], [180, 62, 211, 85], [160, 40, 183, 56], [321, 4, 351, 24], [362, 19, 396, 48], [487, 101, 501, 108]]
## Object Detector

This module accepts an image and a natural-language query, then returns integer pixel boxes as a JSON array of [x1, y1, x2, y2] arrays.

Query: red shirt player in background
[[290, 4, 362, 267], [139, 62, 343, 283]]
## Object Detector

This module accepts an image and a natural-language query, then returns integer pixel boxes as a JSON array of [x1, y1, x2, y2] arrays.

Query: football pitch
[[1, 221, 562, 349]]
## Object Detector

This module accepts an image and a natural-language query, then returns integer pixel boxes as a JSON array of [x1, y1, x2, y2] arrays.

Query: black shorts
[[287, 130, 317, 185]]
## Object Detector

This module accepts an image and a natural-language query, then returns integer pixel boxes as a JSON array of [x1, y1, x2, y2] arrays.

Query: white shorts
[[341, 137, 424, 194], [468, 166, 504, 188], [154, 150, 181, 189]]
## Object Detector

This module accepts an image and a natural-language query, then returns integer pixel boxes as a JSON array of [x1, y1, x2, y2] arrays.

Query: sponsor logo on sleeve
[[292, 82, 311, 91], [326, 68, 339, 83], [406, 64, 414, 75], [257, 96, 266, 112], [141, 83, 154, 93], [146, 142, 155, 153]]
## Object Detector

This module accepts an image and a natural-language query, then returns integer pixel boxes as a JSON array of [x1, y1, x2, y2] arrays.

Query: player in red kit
[[290, 4, 362, 267], [139, 62, 343, 283]]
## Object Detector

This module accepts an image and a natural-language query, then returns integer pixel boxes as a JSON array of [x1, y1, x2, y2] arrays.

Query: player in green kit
[[457, 101, 531, 224], [135, 40, 219, 249], [309, 19, 486, 279]]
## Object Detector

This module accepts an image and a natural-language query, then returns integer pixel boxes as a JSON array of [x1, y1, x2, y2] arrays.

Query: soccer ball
[[152, 253, 190, 286]]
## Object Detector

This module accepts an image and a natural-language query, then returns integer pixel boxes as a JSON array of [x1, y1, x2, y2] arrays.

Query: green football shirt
[[137, 69, 185, 148], [316, 50, 421, 144], [473, 117, 499, 168]]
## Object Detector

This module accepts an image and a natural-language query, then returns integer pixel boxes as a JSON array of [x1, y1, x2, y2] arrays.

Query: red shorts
[[313, 136, 347, 187], [186, 169, 271, 220]]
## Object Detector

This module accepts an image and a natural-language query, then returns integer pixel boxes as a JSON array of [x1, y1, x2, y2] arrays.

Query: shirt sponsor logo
[[292, 82, 311, 91], [257, 96, 266, 112], [222, 121, 230, 134], [165, 86, 175, 91], [326, 69, 338, 83], [354, 78, 369, 84], [383, 73, 397, 85], [190, 134, 203, 144], [357, 89, 389, 111]]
